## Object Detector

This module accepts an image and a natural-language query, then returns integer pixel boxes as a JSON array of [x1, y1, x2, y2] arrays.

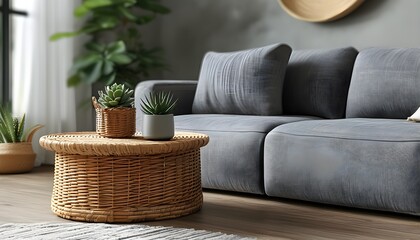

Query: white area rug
[[0, 223, 255, 240]]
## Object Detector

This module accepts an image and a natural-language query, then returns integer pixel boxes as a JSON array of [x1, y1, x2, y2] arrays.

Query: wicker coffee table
[[39, 132, 209, 223]]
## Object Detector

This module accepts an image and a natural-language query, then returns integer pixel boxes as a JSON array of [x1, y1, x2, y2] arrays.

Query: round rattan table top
[[39, 132, 209, 156]]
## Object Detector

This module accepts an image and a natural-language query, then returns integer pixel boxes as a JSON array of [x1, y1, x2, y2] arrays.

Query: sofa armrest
[[135, 80, 198, 130], [135, 80, 198, 114]]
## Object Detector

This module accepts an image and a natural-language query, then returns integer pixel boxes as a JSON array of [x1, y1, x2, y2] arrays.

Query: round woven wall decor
[[279, 0, 365, 22]]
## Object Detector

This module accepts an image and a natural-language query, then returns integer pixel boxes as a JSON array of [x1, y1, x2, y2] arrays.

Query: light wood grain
[[1, 166, 420, 239], [279, 0, 365, 22]]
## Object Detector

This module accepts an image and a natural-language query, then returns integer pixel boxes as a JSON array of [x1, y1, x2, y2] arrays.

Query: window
[[0, 0, 27, 104]]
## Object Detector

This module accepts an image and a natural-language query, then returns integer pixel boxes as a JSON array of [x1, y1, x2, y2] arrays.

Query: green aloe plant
[[0, 105, 43, 143], [98, 83, 134, 108], [140, 91, 178, 115]]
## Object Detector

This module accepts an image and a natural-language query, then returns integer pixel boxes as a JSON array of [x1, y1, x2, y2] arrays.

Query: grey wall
[[155, 0, 420, 80]]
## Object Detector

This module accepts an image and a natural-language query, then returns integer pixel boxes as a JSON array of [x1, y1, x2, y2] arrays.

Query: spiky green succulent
[[0, 104, 43, 143], [98, 83, 134, 108], [140, 91, 178, 115]]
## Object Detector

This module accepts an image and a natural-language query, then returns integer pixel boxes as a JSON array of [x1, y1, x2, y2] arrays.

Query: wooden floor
[[1, 166, 420, 239]]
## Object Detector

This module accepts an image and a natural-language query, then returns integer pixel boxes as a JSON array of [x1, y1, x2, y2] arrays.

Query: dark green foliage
[[67, 41, 133, 87], [50, 0, 170, 88], [140, 91, 177, 115]]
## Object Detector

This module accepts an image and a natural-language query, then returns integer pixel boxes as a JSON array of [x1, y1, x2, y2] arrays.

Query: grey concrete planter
[[142, 114, 174, 140]]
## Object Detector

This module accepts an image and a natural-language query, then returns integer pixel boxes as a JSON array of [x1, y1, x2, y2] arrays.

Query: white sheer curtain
[[12, 0, 91, 166]]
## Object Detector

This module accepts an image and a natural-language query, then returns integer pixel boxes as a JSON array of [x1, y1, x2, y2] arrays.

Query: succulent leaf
[[109, 100, 118, 106], [108, 90, 115, 99], [114, 89, 123, 97]]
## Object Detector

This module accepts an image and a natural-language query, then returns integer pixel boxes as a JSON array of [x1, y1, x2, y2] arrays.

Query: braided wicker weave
[[39, 132, 209, 223], [92, 97, 136, 138]]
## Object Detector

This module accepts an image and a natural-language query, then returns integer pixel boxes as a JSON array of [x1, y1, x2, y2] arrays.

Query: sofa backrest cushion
[[283, 47, 358, 119], [192, 43, 292, 115], [346, 48, 420, 119]]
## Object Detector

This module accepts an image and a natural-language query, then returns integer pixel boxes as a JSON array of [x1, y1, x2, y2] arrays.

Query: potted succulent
[[92, 83, 135, 138], [0, 105, 43, 174], [140, 91, 177, 140]]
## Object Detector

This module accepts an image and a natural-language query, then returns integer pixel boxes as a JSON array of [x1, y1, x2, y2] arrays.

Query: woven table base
[[52, 150, 202, 223]]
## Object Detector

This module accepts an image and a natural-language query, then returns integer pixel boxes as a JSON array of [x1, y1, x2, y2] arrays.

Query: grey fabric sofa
[[135, 46, 420, 215]]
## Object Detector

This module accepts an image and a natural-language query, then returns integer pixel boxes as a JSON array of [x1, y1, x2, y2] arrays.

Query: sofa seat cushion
[[272, 118, 420, 141], [176, 114, 319, 194], [264, 118, 420, 214], [176, 114, 319, 133]]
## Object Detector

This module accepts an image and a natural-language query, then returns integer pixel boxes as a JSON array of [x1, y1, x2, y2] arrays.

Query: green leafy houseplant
[[0, 105, 43, 143], [98, 83, 134, 108], [140, 91, 178, 115], [51, 0, 170, 88]]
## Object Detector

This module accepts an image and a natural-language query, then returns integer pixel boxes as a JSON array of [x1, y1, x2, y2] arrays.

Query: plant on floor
[[140, 91, 178, 115], [97, 83, 134, 108], [0, 105, 43, 143], [50, 0, 170, 88], [0, 104, 43, 174]]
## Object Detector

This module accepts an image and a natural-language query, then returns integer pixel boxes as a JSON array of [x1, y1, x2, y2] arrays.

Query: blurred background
[[1, 0, 419, 165]]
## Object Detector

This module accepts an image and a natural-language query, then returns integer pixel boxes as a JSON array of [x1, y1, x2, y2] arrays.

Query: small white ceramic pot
[[142, 114, 175, 140]]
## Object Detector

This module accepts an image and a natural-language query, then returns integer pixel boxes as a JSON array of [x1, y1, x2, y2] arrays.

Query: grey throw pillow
[[283, 47, 359, 119], [346, 48, 420, 119], [192, 43, 292, 115]]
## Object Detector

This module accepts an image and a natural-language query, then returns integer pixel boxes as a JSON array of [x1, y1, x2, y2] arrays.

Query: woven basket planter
[[0, 143, 36, 174], [92, 97, 136, 138]]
